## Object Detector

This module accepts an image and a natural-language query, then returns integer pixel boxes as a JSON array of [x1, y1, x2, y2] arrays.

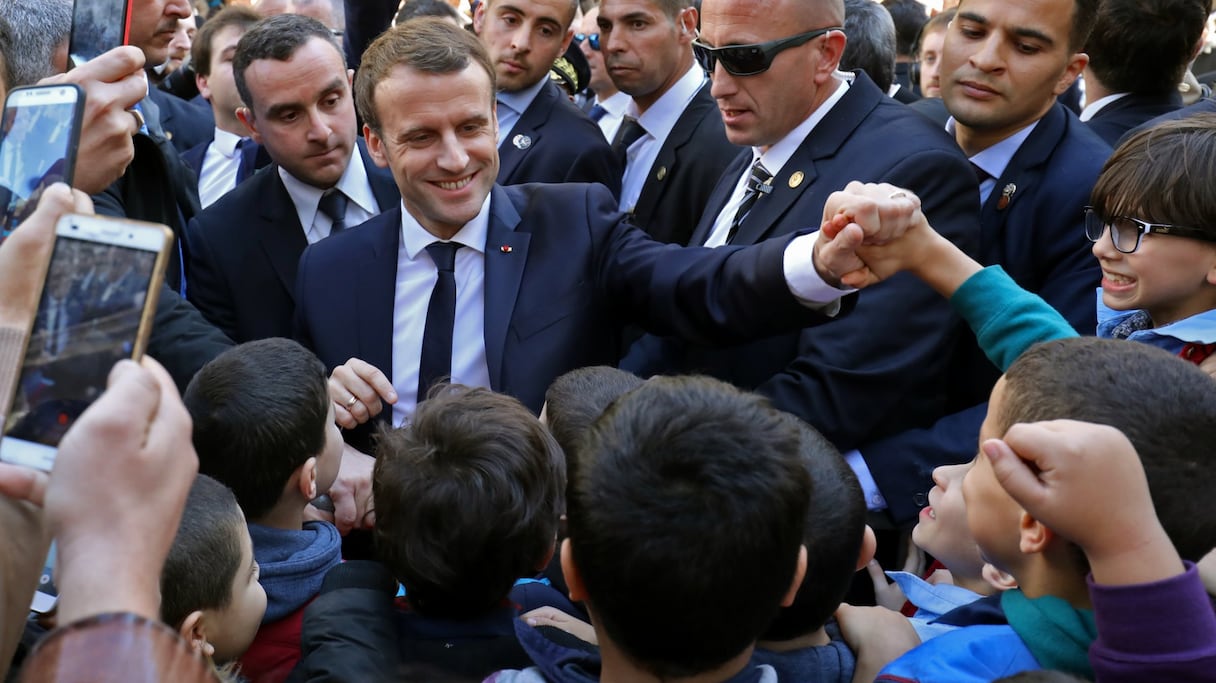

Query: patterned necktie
[[417, 241, 463, 403], [318, 188, 349, 234], [726, 160, 773, 244]]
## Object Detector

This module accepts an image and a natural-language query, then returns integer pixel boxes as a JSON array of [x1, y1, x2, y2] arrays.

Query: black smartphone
[[0, 214, 173, 471], [68, 0, 133, 66], [0, 85, 85, 242]]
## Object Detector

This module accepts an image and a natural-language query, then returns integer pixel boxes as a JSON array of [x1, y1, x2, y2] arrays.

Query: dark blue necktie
[[318, 188, 349, 234], [417, 241, 462, 403], [589, 103, 608, 122], [235, 138, 256, 183]]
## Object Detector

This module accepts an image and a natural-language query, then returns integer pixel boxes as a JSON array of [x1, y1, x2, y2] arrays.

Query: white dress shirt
[[594, 91, 632, 144], [496, 78, 549, 147], [945, 117, 1039, 204], [390, 197, 493, 426], [197, 128, 246, 209], [1079, 92, 1130, 122], [703, 74, 851, 248], [279, 150, 379, 244], [619, 65, 706, 213]]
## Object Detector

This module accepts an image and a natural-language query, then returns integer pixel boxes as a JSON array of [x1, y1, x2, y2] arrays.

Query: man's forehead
[[490, 0, 576, 26], [954, 0, 1073, 43], [700, 0, 809, 44]]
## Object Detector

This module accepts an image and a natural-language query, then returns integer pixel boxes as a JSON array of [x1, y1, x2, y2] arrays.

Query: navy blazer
[[1085, 91, 1182, 147], [1121, 95, 1216, 143], [629, 82, 741, 246], [862, 103, 1111, 525], [148, 87, 215, 153], [497, 80, 622, 196], [294, 182, 844, 449], [186, 140, 400, 343], [628, 71, 979, 457]]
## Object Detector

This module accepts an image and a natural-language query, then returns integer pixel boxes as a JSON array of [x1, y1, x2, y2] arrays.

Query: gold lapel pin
[[788, 171, 805, 189], [656, 166, 667, 181]]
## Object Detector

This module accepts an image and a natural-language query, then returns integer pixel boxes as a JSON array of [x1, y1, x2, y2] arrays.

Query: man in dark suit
[[625, 0, 979, 510], [859, 0, 1113, 526], [187, 15, 400, 344], [300, 19, 905, 523], [473, 0, 622, 194], [179, 6, 270, 209], [597, 0, 740, 245], [1078, 0, 1207, 147]]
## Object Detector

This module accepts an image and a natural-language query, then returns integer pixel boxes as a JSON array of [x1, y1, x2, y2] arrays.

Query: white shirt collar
[[278, 148, 378, 231], [627, 64, 704, 140], [1079, 92, 1130, 122], [752, 72, 851, 175], [496, 77, 549, 117], [399, 194, 491, 260], [212, 127, 245, 158], [598, 91, 632, 116]]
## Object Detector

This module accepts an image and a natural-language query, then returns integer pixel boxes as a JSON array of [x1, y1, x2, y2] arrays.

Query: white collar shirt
[[619, 64, 705, 213], [198, 128, 247, 209], [279, 148, 379, 244]]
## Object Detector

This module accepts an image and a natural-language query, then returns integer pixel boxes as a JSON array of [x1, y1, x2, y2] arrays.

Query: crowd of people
[[0, 0, 1215, 681]]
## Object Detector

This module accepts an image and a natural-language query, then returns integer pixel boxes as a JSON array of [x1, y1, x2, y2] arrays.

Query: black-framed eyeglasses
[[1083, 207, 1216, 254], [691, 26, 841, 77], [574, 32, 601, 51]]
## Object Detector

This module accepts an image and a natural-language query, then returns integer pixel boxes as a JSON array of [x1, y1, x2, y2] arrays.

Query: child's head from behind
[[184, 338, 342, 522], [372, 385, 565, 618], [763, 414, 870, 642], [969, 338, 1216, 577], [161, 475, 267, 663], [1089, 115, 1216, 326], [566, 376, 809, 679], [542, 365, 644, 467]]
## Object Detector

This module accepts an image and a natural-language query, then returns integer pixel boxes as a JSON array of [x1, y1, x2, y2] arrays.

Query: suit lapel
[[497, 81, 558, 183], [978, 104, 1067, 254], [631, 84, 712, 222], [731, 74, 883, 245], [257, 168, 309, 298], [483, 186, 529, 390], [355, 209, 401, 411], [689, 150, 751, 246]]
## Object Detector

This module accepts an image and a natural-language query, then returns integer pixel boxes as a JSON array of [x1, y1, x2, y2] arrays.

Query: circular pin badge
[[788, 171, 805, 188], [513, 134, 532, 150]]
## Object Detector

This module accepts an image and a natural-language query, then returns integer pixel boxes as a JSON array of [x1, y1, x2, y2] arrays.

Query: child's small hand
[[983, 420, 1182, 586], [865, 542, 924, 611], [523, 606, 597, 645]]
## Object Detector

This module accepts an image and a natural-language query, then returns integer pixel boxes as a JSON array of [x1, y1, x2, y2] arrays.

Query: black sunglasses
[[692, 26, 841, 77], [574, 32, 601, 51], [1084, 207, 1216, 254]]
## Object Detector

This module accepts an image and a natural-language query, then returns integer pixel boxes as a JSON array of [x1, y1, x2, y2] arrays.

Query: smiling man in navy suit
[[294, 18, 921, 531], [185, 15, 400, 344]]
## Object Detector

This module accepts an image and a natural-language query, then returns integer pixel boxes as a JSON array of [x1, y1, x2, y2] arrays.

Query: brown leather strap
[[0, 325, 25, 423], [19, 613, 221, 683]]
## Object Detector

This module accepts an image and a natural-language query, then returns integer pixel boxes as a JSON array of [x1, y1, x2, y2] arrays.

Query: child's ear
[[1018, 511, 1055, 555], [178, 611, 216, 659], [296, 457, 319, 500], [856, 525, 877, 571], [560, 538, 588, 603], [780, 545, 808, 608], [981, 563, 1019, 591]]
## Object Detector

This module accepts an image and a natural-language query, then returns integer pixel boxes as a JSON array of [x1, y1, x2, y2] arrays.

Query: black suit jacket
[[629, 83, 741, 245], [629, 72, 979, 455], [186, 140, 400, 343], [862, 103, 1111, 524], [1125, 95, 1216, 141], [497, 81, 622, 196], [295, 182, 846, 449], [147, 87, 215, 154], [1085, 91, 1182, 147]]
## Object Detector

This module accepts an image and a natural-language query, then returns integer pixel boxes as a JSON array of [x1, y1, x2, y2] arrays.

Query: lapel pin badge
[[998, 183, 1016, 211], [656, 166, 667, 181], [500, 244, 513, 253], [512, 134, 532, 150], [788, 171, 805, 189]]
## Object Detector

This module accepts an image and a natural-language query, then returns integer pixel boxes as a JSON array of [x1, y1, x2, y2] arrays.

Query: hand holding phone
[[68, 0, 133, 66], [0, 86, 85, 241]]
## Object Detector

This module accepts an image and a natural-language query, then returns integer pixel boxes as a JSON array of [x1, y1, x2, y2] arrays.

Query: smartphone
[[68, 0, 133, 66], [0, 214, 172, 471], [0, 85, 84, 242], [30, 542, 57, 614]]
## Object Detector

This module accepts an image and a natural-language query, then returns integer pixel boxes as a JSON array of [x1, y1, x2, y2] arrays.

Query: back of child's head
[[372, 384, 565, 618], [999, 337, 1216, 561], [567, 375, 810, 679], [183, 338, 331, 520], [161, 474, 266, 662], [1090, 114, 1216, 240], [762, 414, 865, 641], [543, 365, 644, 470]]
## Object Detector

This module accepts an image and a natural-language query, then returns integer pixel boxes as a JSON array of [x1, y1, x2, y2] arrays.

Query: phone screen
[[0, 87, 81, 241], [69, 0, 132, 65], [30, 542, 58, 614], [0, 229, 162, 470]]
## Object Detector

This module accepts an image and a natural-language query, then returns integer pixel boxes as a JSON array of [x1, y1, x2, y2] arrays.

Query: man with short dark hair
[[598, 0, 739, 244], [1079, 0, 1208, 146], [842, 0, 898, 95], [578, 6, 629, 142], [185, 14, 399, 344], [473, 0, 622, 192], [880, 0, 924, 100]]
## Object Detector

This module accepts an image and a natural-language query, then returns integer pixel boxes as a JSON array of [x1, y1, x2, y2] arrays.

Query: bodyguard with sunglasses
[[624, 0, 980, 528]]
